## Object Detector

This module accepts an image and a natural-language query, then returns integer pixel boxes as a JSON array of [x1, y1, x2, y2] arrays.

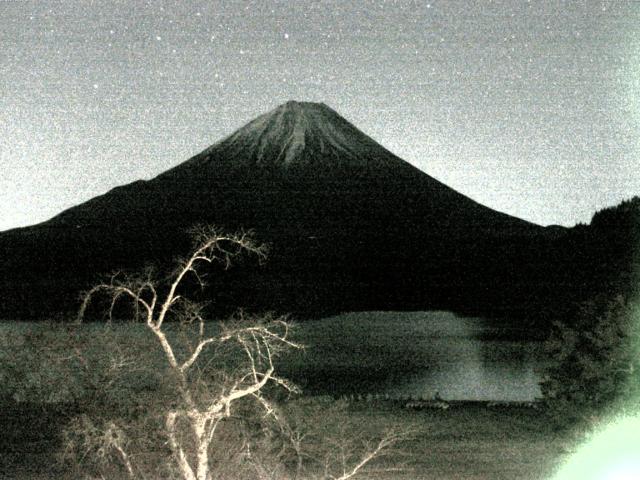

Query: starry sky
[[1, 0, 639, 231]]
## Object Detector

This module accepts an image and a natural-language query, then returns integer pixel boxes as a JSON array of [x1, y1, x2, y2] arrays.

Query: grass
[[0, 398, 572, 479], [0, 315, 569, 479], [348, 401, 570, 480]]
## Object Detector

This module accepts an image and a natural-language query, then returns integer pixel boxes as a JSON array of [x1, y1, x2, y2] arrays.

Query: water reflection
[[285, 311, 545, 401], [392, 340, 542, 401]]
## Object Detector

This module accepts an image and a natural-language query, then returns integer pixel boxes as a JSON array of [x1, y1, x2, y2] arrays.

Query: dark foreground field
[[1, 399, 571, 480], [0, 316, 572, 479]]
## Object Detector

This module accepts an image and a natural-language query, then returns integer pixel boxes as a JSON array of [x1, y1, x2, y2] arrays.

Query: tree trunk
[[194, 416, 212, 480]]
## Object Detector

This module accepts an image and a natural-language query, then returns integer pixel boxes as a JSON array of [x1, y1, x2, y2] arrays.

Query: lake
[[0, 311, 547, 403], [279, 311, 546, 402]]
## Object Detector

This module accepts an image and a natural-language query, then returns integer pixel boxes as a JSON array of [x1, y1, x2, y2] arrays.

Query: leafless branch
[[71, 225, 409, 480]]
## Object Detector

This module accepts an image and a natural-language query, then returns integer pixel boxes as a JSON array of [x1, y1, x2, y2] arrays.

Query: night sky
[[1, 0, 639, 231]]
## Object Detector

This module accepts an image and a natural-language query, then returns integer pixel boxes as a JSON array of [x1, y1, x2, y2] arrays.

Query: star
[[284, 33, 289, 39]]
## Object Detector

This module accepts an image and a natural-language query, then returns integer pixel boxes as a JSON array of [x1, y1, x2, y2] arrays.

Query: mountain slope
[[0, 101, 553, 319], [47, 101, 536, 235]]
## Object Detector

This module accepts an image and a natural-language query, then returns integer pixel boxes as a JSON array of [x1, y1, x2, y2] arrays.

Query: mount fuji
[[0, 101, 557, 319]]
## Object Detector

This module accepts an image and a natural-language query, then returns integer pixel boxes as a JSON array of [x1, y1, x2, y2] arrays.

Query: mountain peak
[[273, 100, 336, 119], [279, 99, 328, 110], [183, 100, 404, 172]]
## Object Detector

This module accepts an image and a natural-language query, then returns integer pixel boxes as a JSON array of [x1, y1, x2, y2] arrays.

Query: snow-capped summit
[[170, 101, 414, 174]]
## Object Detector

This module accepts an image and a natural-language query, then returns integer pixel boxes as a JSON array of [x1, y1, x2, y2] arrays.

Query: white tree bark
[[78, 228, 300, 480], [77, 227, 407, 480]]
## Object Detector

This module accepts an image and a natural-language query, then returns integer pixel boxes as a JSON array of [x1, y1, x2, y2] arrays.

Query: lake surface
[[0, 312, 546, 402], [280, 311, 546, 402]]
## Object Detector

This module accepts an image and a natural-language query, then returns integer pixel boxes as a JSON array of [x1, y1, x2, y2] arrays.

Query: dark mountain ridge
[[1, 101, 571, 321]]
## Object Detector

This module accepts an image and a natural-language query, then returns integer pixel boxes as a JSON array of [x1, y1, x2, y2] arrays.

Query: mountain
[[48, 101, 535, 229], [0, 101, 560, 320]]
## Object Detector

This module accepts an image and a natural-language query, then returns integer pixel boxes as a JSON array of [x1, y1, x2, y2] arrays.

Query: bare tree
[[262, 399, 413, 480], [77, 227, 302, 480], [73, 226, 409, 480]]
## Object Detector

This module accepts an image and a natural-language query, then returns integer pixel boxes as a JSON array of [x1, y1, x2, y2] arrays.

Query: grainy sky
[[1, 0, 639, 231]]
